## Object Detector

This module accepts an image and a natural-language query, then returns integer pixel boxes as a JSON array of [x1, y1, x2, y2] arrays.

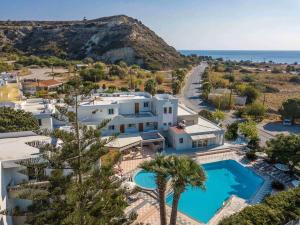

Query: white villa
[[0, 132, 51, 225], [74, 92, 224, 152]]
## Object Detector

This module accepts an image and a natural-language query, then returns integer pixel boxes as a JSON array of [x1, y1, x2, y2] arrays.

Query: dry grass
[[210, 69, 300, 110], [0, 83, 21, 102]]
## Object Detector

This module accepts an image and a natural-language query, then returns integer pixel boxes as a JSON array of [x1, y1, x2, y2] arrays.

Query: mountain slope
[[0, 15, 184, 69]]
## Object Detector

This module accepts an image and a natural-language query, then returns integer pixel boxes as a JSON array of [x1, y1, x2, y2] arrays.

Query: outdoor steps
[[250, 177, 272, 204]]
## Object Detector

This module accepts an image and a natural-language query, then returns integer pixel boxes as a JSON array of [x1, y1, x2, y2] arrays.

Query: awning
[[105, 134, 142, 151], [191, 133, 216, 141]]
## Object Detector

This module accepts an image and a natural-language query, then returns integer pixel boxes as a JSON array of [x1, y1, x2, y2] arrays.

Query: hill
[[0, 15, 184, 70]]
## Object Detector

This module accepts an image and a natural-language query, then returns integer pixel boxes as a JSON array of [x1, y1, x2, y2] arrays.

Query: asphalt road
[[179, 62, 210, 112]]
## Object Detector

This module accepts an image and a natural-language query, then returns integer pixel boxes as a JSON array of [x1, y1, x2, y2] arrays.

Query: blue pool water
[[134, 160, 263, 224], [134, 170, 157, 190]]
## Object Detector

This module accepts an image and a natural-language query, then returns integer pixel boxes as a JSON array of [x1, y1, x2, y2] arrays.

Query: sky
[[1, 0, 300, 50]]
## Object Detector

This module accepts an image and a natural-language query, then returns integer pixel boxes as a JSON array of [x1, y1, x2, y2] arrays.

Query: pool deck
[[121, 147, 272, 225]]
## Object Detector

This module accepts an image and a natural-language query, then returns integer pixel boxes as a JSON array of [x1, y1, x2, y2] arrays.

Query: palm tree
[[139, 155, 170, 225], [168, 156, 206, 225]]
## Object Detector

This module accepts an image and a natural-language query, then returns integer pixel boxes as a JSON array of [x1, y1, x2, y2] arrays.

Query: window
[[108, 125, 115, 130], [164, 107, 167, 114], [128, 124, 136, 128], [146, 122, 152, 127], [169, 107, 172, 114], [144, 102, 149, 107], [168, 122, 172, 126], [108, 108, 114, 115], [192, 141, 197, 148], [38, 119, 42, 126], [163, 123, 167, 126], [179, 138, 184, 144]]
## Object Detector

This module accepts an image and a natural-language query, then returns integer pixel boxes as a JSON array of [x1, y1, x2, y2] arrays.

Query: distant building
[[22, 79, 62, 95]]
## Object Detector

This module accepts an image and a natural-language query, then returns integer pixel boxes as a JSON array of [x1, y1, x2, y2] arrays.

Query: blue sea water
[[134, 160, 263, 224], [180, 50, 300, 64]]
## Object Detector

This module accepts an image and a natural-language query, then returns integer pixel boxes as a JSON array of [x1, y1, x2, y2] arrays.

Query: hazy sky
[[1, 0, 300, 50]]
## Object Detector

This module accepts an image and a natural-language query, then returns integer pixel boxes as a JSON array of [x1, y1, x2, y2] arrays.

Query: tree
[[80, 67, 105, 82], [225, 122, 239, 140], [155, 73, 164, 85], [144, 79, 157, 95], [0, 107, 39, 132], [279, 98, 300, 123], [168, 156, 206, 225], [245, 102, 266, 121], [219, 187, 300, 225], [139, 155, 170, 225], [198, 109, 214, 121], [213, 109, 225, 122], [238, 120, 258, 141], [242, 86, 260, 104], [266, 134, 300, 170], [172, 80, 181, 95], [202, 82, 212, 99]]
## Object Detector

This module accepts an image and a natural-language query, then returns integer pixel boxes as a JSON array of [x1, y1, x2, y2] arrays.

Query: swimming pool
[[134, 170, 157, 190], [134, 160, 264, 224]]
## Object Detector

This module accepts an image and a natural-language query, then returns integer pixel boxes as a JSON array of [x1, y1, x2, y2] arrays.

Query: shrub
[[155, 73, 164, 85], [245, 102, 266, 121], [246, 151, 257, 161], [289, 76, 300, 84], [198, 109, 214, 121], [242, 86, 260, 104], [219, 188, 300, 225], [242, 75, 255, 82], [271, 181, 285, 191], [225, 122, 239, 140], [264, 85, 280, 93]]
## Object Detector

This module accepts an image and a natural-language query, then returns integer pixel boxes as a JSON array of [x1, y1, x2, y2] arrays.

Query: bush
[[271, 181, 285, 191], [198, 109, 214, 121], [223, 73, 235, 82], [155, 73, 164, 85], [246, 151, 257, 161], [289, 76, 300, 84], [219, 188, 300, 225], [242, 86, 260, 104], [225, 122, 239, 140], [264, 85, 280, 93], [242, 75, 255, 82], [245, 102, 266, 121]]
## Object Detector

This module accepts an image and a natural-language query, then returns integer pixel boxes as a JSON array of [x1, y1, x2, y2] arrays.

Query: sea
[[179, 50, 300, 64]]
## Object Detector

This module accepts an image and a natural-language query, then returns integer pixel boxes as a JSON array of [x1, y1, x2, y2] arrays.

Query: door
[[135, 103, 139, 114], [120, 124, 125, 133], [139, 123, 144, 132]]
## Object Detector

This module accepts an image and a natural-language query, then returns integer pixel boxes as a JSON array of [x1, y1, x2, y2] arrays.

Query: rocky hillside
[[0, 15, 184, 70]]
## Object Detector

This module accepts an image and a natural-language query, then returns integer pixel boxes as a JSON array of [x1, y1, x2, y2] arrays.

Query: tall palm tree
[[139, 155, 170, 225], [168, 156, 206, 225]]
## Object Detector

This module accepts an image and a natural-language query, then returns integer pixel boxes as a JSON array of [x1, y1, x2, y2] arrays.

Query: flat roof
[[80, 93, 151, 106], [0, 134, 50, 161], [177, 104, 197, 116], [21, 99, 55, 114], [104, 134, 142, 150], [185, 117, 222, 134]]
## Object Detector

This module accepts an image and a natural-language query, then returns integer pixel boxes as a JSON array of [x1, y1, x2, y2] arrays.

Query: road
[[179, 62, 210, 112]]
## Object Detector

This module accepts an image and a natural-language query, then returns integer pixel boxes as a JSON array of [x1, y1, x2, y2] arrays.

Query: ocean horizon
[[179, 50, 300, 64]]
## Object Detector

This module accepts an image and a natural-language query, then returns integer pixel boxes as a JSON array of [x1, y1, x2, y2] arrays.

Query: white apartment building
[[75, 92, 224, 152], [0, 132, 50, 225]]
